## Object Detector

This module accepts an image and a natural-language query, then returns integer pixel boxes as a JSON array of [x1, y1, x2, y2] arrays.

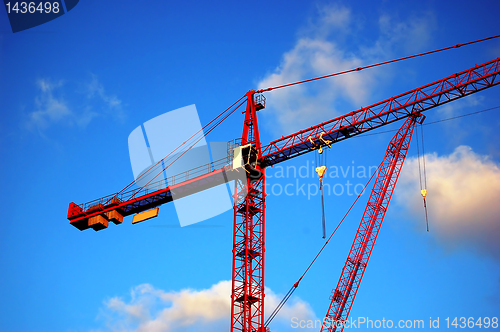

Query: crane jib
[[261, 58, 500, 167], [68, 58, 500, 232]]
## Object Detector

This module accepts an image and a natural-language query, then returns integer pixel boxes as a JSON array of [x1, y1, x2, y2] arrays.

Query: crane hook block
[[421, 188, 427, 199], [319, 132, 332, 148], [315, 166, 327, 181], [308, 133, 331, 155], [308, 136, 319, 150]]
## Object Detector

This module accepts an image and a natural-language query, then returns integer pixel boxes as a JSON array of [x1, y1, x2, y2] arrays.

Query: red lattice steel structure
[[66, 58, 500, 332], [231, 90, 267, 332], [261, 58, 500, 167], [321, 114, 422, 332]]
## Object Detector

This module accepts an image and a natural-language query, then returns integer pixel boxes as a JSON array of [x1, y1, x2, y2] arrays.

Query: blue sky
[[1, 1, 500, 331]]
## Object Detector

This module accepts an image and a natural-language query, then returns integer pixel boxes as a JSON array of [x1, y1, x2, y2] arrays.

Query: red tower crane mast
[[67, 58, 500, 332], [231, 91, 266, 332]]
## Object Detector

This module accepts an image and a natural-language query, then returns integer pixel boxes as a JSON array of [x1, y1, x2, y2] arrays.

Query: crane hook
[[421, 189, 429, 232], [315, 166, 327, 238]]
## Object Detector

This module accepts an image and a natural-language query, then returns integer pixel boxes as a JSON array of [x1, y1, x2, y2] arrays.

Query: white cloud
[[377, 12, 436, 54], [95, 280, 316, 332], [306, 4, 352, 38], [26, 76, 124, 132], [425, 95, 486, 145], [27, 79, 74, 130], [87, 74, 124, 118], [257, 5, 436, 135], [258, 37, 375, 135], [396, 146, 500, 258]]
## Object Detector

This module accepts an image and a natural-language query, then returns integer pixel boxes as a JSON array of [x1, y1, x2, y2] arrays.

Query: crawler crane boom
[[321, 114, 423, 332]]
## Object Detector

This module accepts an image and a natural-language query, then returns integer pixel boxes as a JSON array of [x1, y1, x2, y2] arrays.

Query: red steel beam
[[67, 164, 240, 230], [261, 58, 500, 167]]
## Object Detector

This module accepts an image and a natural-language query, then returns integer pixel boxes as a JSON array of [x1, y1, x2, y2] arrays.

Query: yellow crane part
[[132, 208, 160, 224], [308, 132, 332, 154], [315, 166, 327, 181], [319, 132, 332, 148], [420, 189, 429, 232], [314, 165, 328, 238]]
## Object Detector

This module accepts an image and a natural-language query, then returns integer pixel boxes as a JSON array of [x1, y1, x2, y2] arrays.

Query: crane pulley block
[[308, 132, 332, 154]]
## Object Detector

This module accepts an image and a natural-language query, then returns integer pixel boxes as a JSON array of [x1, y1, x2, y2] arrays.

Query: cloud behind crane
[[95, 280, 315, 332], [26, 75, 124, 134], [257, 4, 436, 135], [396, 145, 500, 258]]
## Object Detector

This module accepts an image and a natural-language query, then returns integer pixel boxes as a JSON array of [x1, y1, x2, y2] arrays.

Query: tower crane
[[67, 57, 500, 332]]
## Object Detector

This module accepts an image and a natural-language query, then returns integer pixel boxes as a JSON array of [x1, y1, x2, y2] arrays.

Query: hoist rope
[[420, 125, 428, 190], [264, 283, 298, 327], [256, 34, 500, 93], [415, 124, 430, 232], [419, 124, 429, 232], [321, 180, 326, 239], [415, 127, 423, 191], [315, 148, 328, 238], [128, 98, 248, 199], [264, 160, 382, 327]]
